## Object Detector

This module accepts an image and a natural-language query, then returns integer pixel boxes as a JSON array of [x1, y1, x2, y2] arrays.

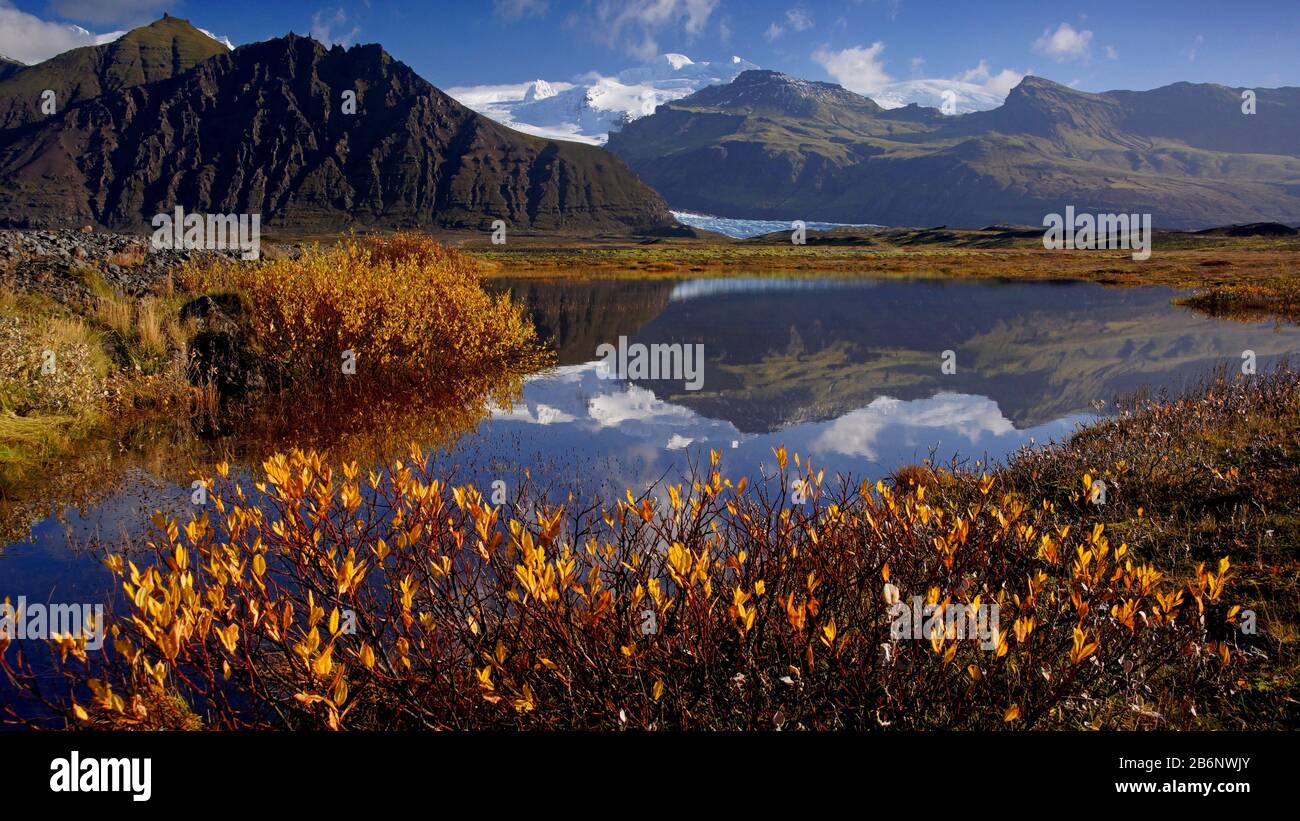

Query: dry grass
[[107, 245, 147, 269], [94, 295, 133, 338], [136, 297, 166, 357], [0, 300, 108, 491]]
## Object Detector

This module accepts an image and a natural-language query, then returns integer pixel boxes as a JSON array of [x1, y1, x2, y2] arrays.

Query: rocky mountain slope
[[0, 19, 673, 234], [0, 16, 229, 131], [608, 70, 1300, 228]]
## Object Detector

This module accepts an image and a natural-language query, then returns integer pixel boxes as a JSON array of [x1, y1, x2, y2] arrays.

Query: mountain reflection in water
[[3, 274, 1297, 598]]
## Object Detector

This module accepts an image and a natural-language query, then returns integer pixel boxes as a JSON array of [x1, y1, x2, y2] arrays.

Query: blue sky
[[1, 0, 1296, 93]]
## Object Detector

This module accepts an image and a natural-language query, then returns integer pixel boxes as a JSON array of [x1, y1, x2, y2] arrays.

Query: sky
[[1, 0, 1296, 98]]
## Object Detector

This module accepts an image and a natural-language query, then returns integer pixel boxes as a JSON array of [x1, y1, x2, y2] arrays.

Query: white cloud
[[0, 2, 125, 65], [494, 0, 548, 21], [1104, 45, 1118, 60], [588, 384, 694, 428], [764, 22, 784, 42], [810, 394, 1015, 460], [1031, 22, 1093, 63], [310, 7, 360, 48], [491, 401, 576, 425], [785, 8, 813, 32], [1186, 34, 1204, 63], [47, 0, 167, 25], [957, 59, 1024, 97], [812, 41, 893, 95], [588, 0, 720, 58], [846, 56, 1028, 113], [812, 39, 1024, 113]]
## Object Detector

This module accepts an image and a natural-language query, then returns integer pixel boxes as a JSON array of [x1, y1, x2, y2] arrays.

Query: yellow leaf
[[820, 618, 837, 648]]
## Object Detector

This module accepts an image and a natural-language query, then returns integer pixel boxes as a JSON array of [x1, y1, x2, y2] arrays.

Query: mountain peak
[[674, 69, 881, 117], [1004, 74, 1087, 101], [0, 14, 229, 131], [117, 15, 214, 48], [523, 79, 557, 102], [1014, 74, 1067, 90]]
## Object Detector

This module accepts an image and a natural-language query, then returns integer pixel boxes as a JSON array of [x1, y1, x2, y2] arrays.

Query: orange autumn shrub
[[2, 440, 1247, 730], [181, 233, 542, 390]]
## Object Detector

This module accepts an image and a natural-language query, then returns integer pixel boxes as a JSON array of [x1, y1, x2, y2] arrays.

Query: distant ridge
[[608, 70, 1300, 229]]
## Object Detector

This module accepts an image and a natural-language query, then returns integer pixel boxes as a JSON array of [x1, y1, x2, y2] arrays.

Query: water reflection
[[475, 361, 1089, 501], [4, 274, 1298, 584], [498, 276, 1299, 433]]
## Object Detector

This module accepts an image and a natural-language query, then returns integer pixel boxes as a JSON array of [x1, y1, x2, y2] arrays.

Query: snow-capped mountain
[[448, 54, 759, 145], [871, 78, 1010, 114]]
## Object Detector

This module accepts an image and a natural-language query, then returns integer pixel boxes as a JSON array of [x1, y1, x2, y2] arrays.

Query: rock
[[0, 227, 248, 303], [179, 293, 263, 395], [188, 330, 262, 396]]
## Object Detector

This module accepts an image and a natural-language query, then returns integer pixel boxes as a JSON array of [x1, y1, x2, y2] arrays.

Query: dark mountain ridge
[[0, 19, 672, 234]]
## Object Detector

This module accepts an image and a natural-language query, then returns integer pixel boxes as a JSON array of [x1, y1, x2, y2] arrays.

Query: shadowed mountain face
[[0, 56, 24, 83], [0, 20, 673, 234], [490, 278, 676, 363], [607, 70, 1300, 229], [0, 17, 229, 131]]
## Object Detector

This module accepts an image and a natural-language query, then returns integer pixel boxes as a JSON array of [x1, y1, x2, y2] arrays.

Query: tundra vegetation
[[3, 367, 1296, 730], [2, 231, 1297, 730], [0, 234, 544, 496]]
